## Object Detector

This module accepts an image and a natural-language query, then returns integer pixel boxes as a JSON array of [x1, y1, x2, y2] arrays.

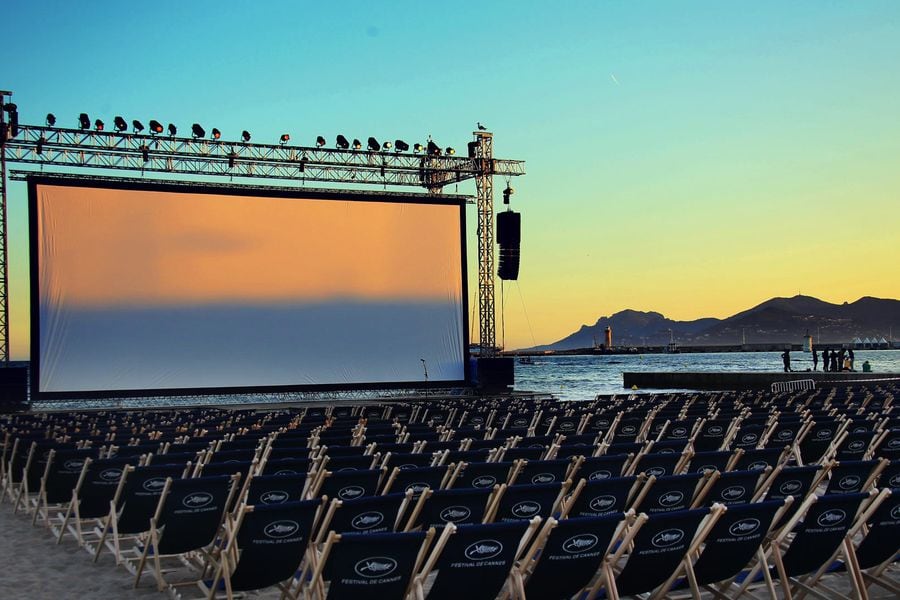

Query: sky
[[3, 1, 899, 357]]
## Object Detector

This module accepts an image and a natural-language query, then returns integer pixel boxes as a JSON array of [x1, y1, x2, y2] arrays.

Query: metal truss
[[0, 105, 525, 367]]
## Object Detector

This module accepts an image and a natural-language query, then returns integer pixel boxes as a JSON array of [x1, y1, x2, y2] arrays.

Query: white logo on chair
[[63, 459, 85, 471], [817, 509, 846, 527], [142, 477, 167, 492], [651, 528, 685, 548], [847, 441, 865, 452], [562, 533, 599, 554], [464, 540, 503, 561], [729, 518, 761, 537], [351, 511, 385, 530], [890, 505, 900, 521], [511, 500, 542, 518], [513, 419, 528, 427], [777, 430, 794, 440], [696, 465, 717, 473], [398, 464, 418, 470], [354, 556, 398, 578], [721, 486, 746, 501], [888, 438, 900, 450], [589, 470, 612, 481], [740, 433, 758, 445], [471, 417, 484, 424], [657, 448, 676, 455], [274, 469, 298, 475], [890, 474, 900, 488], [658, 491, 685, 508], [338, 485, 365, 500], [589, 495, 617, 512], [748, 461, 768, 471], [671, 427, 688, 438], [707, 426, 724, 436], [531, 473, 556, 484], [560, 422, 576, 431], [779, 480, 802, 495], [439, 506, 472, 522], [260, 490, 289, 504], [646, 467, 668, 478], [622, 426, 637, 435], [472, 476, 497, 488], [405, 482, 429, 495], [182, 492, 213, 508], [838, 476, 860, 491], [264, 520, 299, 539], [816, 430, 833, 440], [100, 468, 123, 482]]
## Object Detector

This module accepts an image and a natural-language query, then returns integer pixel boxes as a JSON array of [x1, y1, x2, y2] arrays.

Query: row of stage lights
[[44, 112, 457, 156]]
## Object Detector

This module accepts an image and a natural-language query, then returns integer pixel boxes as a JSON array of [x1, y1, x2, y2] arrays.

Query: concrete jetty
[[622, 371, 899, 391]]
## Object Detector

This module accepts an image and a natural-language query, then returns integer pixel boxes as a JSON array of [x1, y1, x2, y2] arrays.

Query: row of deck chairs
[[1, 384, 898, 598]]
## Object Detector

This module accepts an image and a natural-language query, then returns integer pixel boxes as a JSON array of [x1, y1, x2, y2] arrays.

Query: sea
[[513, 350, 900, 402]]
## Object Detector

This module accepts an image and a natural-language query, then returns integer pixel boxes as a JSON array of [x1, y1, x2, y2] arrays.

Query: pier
[[622, 371, 900, 391]]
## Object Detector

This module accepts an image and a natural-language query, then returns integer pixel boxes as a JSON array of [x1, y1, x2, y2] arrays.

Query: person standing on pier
[[821, 349, 830, 372], [781, 350, 792, 372], [812, 349, 819, 371], [848, 349, 855, 371], [831, 351, 839, 372]]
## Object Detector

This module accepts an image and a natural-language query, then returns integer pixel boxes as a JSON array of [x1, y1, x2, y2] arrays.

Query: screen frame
[[28, 175, 470, 400]]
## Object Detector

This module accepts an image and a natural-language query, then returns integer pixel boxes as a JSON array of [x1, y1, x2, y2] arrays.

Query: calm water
[[513, 350, 900, 401]]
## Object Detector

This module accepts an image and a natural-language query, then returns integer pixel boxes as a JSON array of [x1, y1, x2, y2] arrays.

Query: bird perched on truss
[[477, 122, 487, 131]]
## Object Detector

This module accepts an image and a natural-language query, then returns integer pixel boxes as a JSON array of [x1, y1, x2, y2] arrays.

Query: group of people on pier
[[813, 348, 854, 372]]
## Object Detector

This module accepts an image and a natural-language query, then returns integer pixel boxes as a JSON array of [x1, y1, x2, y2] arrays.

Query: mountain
[[525, 295, 900, 351]]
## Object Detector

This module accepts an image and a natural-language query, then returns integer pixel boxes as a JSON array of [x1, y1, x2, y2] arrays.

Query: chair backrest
[[703, 470, 765, 506], [43, 448, 95, 504], [689, 499, 786, 585], [732, 447, 784, 472], [155, 474, 235, 555], [320, 530, 430, 600], [630, 452, 683, 478], [566, 476, 640, 518], [778, 492, 869, 578], [453, 461, 517, 489], [609, 508, 711, 597], [316, 468, 383, 502], [635, 473, 704, 514], [852, 489, 900, 570], [77, 457, 136, 518], [244, 473, 307, 506], [258, 457, 312, 476], [688, 450, 734, 474], [226, 499, 322, 592], [491, 481, 568, 522], [425, 520, 536, 600], [515, 458, 573, 486], [523, 514, 624, 600], [409, 486, 495, 529], [322, 492, 411, 536], [578, 454, 630, 481], [824, 460, 879, 495], [382, 465, 451, 497], [381, 452, 436, 470], [762, 465, 822, 526], [117, 464, 189, 534], [693, 419, 731, 451]]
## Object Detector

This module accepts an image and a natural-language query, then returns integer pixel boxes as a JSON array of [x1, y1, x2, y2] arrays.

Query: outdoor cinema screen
[[30, 178, 468, 398]]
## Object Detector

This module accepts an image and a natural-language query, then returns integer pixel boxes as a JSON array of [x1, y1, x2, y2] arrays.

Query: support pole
[[474, 131, 495, 356], [0, 91, 11, 363]]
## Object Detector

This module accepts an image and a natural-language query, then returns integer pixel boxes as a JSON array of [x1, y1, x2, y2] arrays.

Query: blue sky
[[4, 1, 900, 355]]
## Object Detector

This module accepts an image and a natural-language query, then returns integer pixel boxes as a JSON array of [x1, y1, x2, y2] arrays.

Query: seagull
[[477, 122, 487, 131]]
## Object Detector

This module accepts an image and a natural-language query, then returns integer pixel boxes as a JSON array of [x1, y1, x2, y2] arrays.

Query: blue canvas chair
[[734, 492, 871, 600], [588, 506, 721, 599], [878, 461, 900, 489], [303, 528, 435, 600], [315, 491, 413, 540], [453, 461, 519, 489], [197, 499, 322, 599], [693, 419, 733, 452], [381, 465, 455, 497], [311, 467, 385, 502], [29, 447, 95, 526], [489, 480, 571, 522], [755, 464, 827, 529], [564, 476, 643, 518], [633, 472, 709, 514], [93, 462, 191, 565], [823, 459, 885, 495], [514, 457, 578, 486], [627, 451, 689, 478], [243, 472, 308, 507], [701, 469, 768, 506], [731, 447, 787, 472], [54, 456, 136, 545], [411, 518, 541, 600], [134, 474, 239, 591], [512, 512, 629, 599], [688, 450, 737, 474], [578, 454, 631, 481], [382, 451, 440, 471], [405, 486, 497, 530]]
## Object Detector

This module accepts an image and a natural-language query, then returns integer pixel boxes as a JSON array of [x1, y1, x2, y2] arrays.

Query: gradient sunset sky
[[4, 1, 900, 357]]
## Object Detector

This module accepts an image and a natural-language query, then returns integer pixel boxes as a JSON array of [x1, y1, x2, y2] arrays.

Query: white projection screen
[[30, 178, 469, 399]]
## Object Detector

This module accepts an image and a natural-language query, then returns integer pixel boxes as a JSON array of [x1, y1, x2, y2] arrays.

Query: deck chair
[[315, 491, 413, 539], [515, 457, 577, 486], [94, 463, 191, 565], [54, 456, 135, 545], [693, 419, 732, 452], [405, 486, 497, 530], [732, 447, 786, 472], [839, 489, 900, 597], [489, 480, 571, 522], [257, 457, 312, 476], [702, 469, 768, 506], [312, 468, 384, 502], [198, 499, 322, 599], [578, 454, 631, 481], [756, 464, 826, 529], [688, 450, 736, 474], [877, 461, 900, 489], [134, 474, 239, 591], [243, 473, 308, 507], [412, 518, 541, 600], [735, 492, 871, 600], [453, 461, 519, 489], [823, 459, 884, 495], [513, 513, 628, 600], [590, 506, 720, 600], [635, 472, 709, 514], [628, 451, 688, 478], [654, 499, 792, 600], [564, 476, 643, 518], [380, 465, 454, 497], [382, 452, 439, 470], [30, 447, 95, 526], [302, 529, 434, 600]]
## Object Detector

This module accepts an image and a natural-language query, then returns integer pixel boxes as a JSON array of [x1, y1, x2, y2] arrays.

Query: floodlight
[[352, 138, 362, 150], [3, 103, 18, 137], [113, 116, 127, 132], [445, 147, 456, 155], [211, 128, 221, 140], [168, 123, 177, 136], [316, 135, 326, 147], [367, 137, 380, 151], [94, 119, 104, 131], [149, 120, 164, 134], [280, 133, 290, 144], [191, 123, 205, 138], [241, 130, 251, 142], [413, 143, 424, 153], [132, 119, 144, 133], [78, 113, 91, 129], [336, 135, 350, 149], [46, 113, 56, 127], [382, 141, 392, 150], [394, 140, 409, 152]]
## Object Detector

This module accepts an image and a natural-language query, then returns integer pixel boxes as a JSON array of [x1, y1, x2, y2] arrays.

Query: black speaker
[[0, 366, 28, 412], [497, 211, 521, 280]]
